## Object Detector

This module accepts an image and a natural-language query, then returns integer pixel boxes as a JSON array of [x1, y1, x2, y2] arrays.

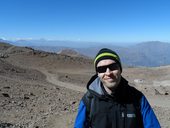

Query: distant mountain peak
[[58, 48, 89, 58], [137, 41, 168, 46], [58, 49, 78, 55]]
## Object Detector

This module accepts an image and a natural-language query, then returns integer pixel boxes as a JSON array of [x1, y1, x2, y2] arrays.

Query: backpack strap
[[82, 91, 94, 124], [131, 90, 144, 128]]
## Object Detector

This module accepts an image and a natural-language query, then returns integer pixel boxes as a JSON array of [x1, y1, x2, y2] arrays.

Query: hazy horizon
[[1, 38, 170, 48]]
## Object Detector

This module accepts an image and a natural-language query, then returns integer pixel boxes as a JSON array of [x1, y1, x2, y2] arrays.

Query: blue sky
[[1, 0, 170, 43]]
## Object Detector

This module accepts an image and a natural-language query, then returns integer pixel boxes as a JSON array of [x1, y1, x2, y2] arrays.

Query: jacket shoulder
[[82, 91, 93, 113], [128, 85, 143, 99]]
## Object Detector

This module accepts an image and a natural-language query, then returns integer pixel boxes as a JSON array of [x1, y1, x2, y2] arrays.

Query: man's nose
[[105, 68, 111, 74]]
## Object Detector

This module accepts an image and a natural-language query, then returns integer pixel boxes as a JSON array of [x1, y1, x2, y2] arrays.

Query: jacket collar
[[87, 74, 128, 98]]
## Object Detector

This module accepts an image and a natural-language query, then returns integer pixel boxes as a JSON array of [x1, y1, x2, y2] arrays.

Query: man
[[74, 48, 160, 128]]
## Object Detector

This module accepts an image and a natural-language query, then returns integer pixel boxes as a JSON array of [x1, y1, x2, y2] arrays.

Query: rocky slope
[[0, 42, 170, 127]]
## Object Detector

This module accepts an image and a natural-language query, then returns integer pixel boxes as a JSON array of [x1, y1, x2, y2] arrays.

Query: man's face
[[96, 59, 121, 90]]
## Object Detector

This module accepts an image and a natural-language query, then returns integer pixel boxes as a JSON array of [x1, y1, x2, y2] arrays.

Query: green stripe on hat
[[94, 52, 120, 65]]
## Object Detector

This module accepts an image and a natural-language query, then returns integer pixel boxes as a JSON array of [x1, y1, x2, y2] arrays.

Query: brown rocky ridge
[[0, 42, 170, 128]]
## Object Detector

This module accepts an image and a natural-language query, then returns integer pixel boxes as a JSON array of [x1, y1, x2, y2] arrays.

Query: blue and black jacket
[[74, 74, 161, 128]]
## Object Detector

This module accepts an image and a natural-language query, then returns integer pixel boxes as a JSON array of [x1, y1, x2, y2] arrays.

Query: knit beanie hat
[[94, 48, 122, 72]]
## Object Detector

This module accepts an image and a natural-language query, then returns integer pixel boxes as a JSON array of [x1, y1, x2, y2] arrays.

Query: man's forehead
[[97, 59, 116, 66]]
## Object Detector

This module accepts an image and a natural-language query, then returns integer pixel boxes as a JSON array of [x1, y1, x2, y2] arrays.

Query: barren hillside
[[0, 43, 170, 127]]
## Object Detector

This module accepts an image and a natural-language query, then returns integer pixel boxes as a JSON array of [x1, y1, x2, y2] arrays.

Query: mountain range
[[76, 41, 170, 67], [1, 38, 170, 67]]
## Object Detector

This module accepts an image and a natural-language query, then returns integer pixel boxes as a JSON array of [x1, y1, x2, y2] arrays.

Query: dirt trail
[[38, 68, 86, 93], [47, 112, 77, 128], [35, 68, 85, 128], [6, 45, 16, 53], [148, 96, 170, 108]]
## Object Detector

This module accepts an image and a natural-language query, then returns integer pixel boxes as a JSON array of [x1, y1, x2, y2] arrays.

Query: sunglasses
[[96, 63, 119, 73]]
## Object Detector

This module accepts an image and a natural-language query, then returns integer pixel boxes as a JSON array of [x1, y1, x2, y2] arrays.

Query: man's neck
[[103, 86, 113, 95], [103, 84, 119, 95]]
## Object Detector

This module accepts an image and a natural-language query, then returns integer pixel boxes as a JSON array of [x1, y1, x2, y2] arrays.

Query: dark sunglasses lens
[[97, 66, 107, 73], [109, 63, 119, 70], [97, 63, 119, 73]]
